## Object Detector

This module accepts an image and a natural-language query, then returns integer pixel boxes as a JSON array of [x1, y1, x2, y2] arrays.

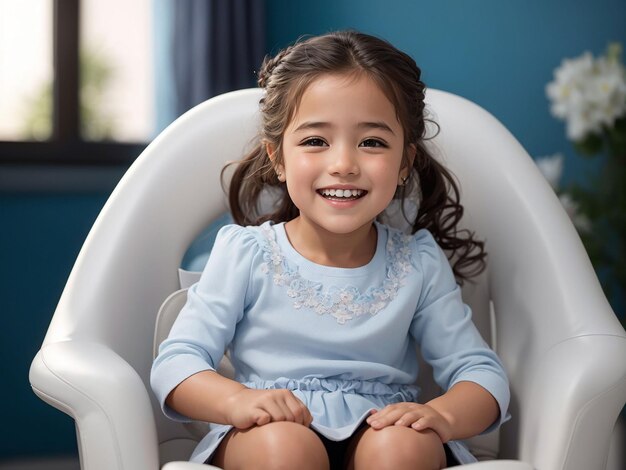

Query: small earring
[[277, 171, 284, 182], [400, 175, 409, 186]]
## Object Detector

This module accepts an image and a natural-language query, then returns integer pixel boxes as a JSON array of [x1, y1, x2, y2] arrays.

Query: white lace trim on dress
[[259, 224, 414, 324]]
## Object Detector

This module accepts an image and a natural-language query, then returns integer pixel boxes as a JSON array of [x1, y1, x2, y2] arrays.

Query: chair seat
[[161, 459, 535, 470]]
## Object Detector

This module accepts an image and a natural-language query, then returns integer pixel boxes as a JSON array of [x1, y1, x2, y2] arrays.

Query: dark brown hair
[[222, 30, 486, 282]]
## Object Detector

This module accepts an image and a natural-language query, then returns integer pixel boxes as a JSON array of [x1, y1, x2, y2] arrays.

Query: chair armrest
[[520, 335, 626, 470], [30, 340, 160, 470]]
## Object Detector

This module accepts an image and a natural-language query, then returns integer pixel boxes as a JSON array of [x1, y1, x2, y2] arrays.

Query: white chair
[[29, 88, 626, 470]]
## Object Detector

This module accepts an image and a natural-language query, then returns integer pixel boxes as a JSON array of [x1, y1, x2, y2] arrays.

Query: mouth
[[317, 188, 368, 201]]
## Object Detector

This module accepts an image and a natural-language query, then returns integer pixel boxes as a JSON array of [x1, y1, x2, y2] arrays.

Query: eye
[[360, 138, 388, 148], [300, 138, 328, 147]]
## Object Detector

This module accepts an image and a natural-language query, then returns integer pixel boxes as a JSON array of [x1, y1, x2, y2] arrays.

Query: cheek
[[371, 159, 402, 183], [283, 158, 315, 201], [284, 155, 317, 180]]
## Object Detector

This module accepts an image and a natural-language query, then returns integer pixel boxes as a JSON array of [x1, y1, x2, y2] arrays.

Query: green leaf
[[574, 132, 604, 156], [607, 115, 626, 157]]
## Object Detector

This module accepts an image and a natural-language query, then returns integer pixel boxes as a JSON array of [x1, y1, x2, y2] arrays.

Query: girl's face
[[269, 73, 414, 239]]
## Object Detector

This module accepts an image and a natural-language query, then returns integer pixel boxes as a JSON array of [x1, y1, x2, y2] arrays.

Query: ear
[[399, 144, 416, 185], [265, 142, 286, 182]]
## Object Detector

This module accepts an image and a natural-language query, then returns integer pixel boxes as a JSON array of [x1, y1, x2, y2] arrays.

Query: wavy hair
[[222, 30, 486, 282]]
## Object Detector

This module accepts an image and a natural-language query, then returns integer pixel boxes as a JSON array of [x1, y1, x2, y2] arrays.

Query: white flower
[[339, 291, 354, 303], [271, 252, 282, 265], [304, 296, 319, 308], [546, 45, 626, 141], [535, 153, 564, 190]]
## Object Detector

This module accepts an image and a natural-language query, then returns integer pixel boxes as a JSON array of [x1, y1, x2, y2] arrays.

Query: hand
[[366, 402, 453, 443], [224, 388, 313, 430]]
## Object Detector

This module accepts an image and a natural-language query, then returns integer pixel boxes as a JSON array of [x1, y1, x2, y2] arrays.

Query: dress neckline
[[272, 221, 387, 277], [258, 221, 415, 324]]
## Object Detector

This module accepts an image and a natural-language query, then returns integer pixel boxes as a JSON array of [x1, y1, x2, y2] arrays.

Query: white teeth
[[320, 189, 364, 198]]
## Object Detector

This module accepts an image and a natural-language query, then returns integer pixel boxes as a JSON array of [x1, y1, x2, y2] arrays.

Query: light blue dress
[[150, 221, 510, 464]]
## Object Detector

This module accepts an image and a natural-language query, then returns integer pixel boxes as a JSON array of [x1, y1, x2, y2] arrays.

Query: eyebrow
[[293, 121, 395, 135]]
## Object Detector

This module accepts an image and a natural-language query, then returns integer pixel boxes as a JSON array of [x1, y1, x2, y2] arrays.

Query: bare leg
[[211, 421, 330, 470], [346, 425, 446, 470]]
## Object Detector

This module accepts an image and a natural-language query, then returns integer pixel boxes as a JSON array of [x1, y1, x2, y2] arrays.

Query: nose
[[328, 145, 360, 177]]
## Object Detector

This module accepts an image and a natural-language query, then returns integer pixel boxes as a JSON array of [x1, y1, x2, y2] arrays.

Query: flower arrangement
[[538, 43, 626, 322], [546, 43, 626, 152]]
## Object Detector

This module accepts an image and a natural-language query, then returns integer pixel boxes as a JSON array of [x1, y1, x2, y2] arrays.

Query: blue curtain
[[153, 0, 176, 135], [172, 0, 266, 117]]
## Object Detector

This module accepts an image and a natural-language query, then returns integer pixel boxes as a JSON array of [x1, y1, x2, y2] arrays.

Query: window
[[0, 1, 53, 141], [0, 0, 152, 165], [0, 0, 265, 172], [80, 0, 155, 142]]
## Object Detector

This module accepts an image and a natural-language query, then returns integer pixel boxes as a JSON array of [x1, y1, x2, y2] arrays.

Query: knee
[[353, 426, 445, 470], [249, 422, 329, 470]]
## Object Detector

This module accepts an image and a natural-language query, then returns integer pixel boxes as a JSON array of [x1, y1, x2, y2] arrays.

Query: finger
[[302, 405, 313, 427], [281, 393, 305, 424], [285, 395, 313, 427], [411, 415, 447, 441], [411, 418, 427, 430], [255, 410, 271, 426], [300, 403, 313, 427], [262, 399, 290, 422], [394, 410, 427, 426], [285, 395, 310, 426], [276, 390, 302, 422], [412, 411, 444, 428], [366, 405, 392, 423], [367, 407, 406, 429], [277, 395, 300, 423]]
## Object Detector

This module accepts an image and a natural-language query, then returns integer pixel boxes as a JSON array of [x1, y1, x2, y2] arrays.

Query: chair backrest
[[44, 88, 623, 465]]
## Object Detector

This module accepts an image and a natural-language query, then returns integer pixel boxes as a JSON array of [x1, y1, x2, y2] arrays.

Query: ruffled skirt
[[188, 378, 476, 465]]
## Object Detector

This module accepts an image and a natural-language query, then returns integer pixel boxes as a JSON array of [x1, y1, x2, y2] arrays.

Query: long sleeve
[[409, 229, 510, 430], [150, 224, 260, 420]]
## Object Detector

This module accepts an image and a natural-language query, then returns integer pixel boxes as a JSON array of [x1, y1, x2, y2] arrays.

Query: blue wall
[[1, 194, 108, 458], [2, 0, 625, 461]]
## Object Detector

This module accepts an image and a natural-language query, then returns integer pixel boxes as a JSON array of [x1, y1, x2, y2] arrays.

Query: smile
[[318, 188, 367, 200]]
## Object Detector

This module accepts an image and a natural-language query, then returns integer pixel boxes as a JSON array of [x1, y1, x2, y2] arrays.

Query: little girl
[[151, 30, 510, 470]]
